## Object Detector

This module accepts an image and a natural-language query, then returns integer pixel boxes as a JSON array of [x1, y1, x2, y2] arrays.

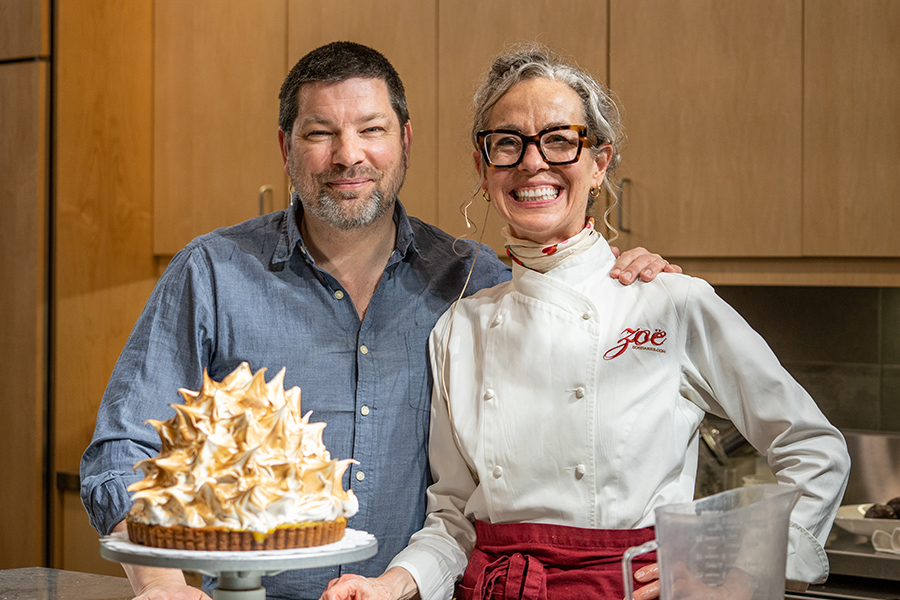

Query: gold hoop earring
[[589, 187, 601, 198], [482, 190, 491, 203]]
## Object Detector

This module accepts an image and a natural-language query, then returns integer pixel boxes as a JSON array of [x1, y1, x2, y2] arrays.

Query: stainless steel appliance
[[786, 430, 900, 599]]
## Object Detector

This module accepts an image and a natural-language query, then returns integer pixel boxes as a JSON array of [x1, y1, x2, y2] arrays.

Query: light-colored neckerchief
[[502, 218, 599, 273]]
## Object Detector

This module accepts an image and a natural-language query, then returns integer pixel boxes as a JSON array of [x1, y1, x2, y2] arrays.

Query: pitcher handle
[[622, 540, 658, 600]]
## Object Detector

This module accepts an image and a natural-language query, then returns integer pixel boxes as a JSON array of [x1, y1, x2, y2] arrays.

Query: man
[[80, 42, 677, 600]]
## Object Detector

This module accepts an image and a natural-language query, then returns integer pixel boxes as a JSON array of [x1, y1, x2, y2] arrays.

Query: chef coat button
[[356, 471, 365, 481], [483, 389, 495, 401], [582, 312, 591, 320], [360, 345, 369, 355], [493, 465, 503, 478], [334, 289, 344, 300], [360, 405, 370, 416], [575, 387, 586, 399], [491, 314, 504, 327], [575, 464, 586, 479]]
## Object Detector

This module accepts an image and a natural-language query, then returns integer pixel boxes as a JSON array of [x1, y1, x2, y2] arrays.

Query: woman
[[322, 44, 850, 600]]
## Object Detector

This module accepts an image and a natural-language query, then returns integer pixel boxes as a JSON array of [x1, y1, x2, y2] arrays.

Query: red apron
[[457, 521, 656, 600]]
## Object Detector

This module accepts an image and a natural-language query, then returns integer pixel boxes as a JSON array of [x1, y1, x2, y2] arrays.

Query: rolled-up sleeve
[[80, 245, 214, 535]]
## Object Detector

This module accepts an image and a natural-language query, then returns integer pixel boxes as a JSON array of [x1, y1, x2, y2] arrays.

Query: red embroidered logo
[[603, 327, 667, 360]]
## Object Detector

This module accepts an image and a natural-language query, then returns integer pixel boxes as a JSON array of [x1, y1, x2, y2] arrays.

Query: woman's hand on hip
[[628, 562, 660, 600]]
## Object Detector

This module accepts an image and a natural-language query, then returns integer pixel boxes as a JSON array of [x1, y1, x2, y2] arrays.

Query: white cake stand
[[100, 529, 378, 600]]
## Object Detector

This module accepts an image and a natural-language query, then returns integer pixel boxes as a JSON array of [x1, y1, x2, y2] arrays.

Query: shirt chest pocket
[[405, 328, 433, 412]]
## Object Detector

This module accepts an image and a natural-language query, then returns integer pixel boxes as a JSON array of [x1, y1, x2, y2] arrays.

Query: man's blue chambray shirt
[[80, 198, 510, 599]]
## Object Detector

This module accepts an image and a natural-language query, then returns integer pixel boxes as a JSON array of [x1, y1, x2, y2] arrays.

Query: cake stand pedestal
[[100, 529, 377, 600]]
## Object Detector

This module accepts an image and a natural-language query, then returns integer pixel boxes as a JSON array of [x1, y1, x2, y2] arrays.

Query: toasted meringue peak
[[127, 362, 359, 532]]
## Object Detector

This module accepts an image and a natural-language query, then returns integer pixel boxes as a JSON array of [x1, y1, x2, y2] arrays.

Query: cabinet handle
[[259, 185, 273, 216], [616, 178, 632, 234], [56, 471, 80, 492]]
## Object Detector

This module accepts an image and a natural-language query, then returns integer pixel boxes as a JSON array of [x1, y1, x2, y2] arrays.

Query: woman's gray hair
[[472, 43, 625, 214]]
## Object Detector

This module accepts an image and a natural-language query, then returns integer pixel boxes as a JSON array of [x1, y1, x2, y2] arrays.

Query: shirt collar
[[272, 193, 422, 265], [392, 199, 421, 263]]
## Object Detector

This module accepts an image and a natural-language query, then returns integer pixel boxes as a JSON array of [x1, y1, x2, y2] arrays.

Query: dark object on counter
[[864, 503, 897, 519], [887, 496, 900, 516]]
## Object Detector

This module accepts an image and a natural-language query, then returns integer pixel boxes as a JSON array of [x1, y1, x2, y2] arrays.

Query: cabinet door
[[55, 0, 156, 576], [804, 0, 900, 256], [609, 0, 803, 257], [287, 0, 439, 226], [437, 0, 609, 254], [0, 0, 48, 59], [153, 0, 288, 255], [0, 60, 47, 570]]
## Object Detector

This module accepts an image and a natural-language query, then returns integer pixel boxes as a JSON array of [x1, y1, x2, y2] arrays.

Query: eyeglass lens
[[483, 129, 582, 166]]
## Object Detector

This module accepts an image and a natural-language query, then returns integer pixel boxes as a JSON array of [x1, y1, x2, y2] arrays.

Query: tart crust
[[126, 517, 347, 551]]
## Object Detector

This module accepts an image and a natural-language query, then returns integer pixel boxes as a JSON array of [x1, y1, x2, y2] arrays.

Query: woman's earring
[[482, 190, 491, 203], [589, 187, 601, 198]]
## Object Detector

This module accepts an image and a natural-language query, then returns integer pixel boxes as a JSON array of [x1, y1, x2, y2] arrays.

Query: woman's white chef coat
[[389, 237, 850, 600]]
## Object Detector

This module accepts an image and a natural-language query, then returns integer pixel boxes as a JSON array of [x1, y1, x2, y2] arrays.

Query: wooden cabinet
[[153, 0, 289, 255], [287, 0, 439, 226], [436, 0, 609, 252], [803, 0, 900, 257], [147, 0, 900, 274], [0, 0, 49, 571], [0, 60, 48, 571], [605, 0, 900, 283], [609, 0, 803, 257], [54, 0, 156, 576], [0, 0, 48, 59]]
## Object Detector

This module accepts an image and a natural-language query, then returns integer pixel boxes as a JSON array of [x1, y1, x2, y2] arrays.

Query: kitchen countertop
[[827, 528, 900, 582], [0, 567, 134, 600]]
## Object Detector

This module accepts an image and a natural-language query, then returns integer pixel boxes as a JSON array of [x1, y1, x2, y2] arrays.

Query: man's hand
[[111, 521, 212, 600], [628, 563, 660, 600], [320, 567, 419, 600], [132, 584, 211, 600], [610, 247, 681, 285]]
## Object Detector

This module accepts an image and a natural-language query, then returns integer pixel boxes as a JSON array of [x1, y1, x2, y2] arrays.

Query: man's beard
[[293, 162, 406, 231]]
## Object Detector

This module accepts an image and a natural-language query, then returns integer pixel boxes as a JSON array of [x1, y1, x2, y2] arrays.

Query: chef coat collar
[[511, 235, 618, 313]]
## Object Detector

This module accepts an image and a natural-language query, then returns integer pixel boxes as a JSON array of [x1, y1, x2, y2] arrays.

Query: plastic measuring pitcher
[[622, 484, 801, 600]]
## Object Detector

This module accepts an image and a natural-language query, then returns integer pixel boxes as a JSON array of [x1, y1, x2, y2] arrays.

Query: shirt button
[[360, 345, 369, 355], [355, 471, 365, 481], [483, 389, 495, 401], [493, 465, 503, 478], [575, 464, 586, 479], [575, 387, 586, 399], [334, 290, 344, 300], [582, 312, 592, 321], [360, 405, 370, 416], [491, 314, 504, 327]]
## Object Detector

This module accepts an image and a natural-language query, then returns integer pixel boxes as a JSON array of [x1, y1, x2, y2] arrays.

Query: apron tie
[[471, 552, 547, 600]]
